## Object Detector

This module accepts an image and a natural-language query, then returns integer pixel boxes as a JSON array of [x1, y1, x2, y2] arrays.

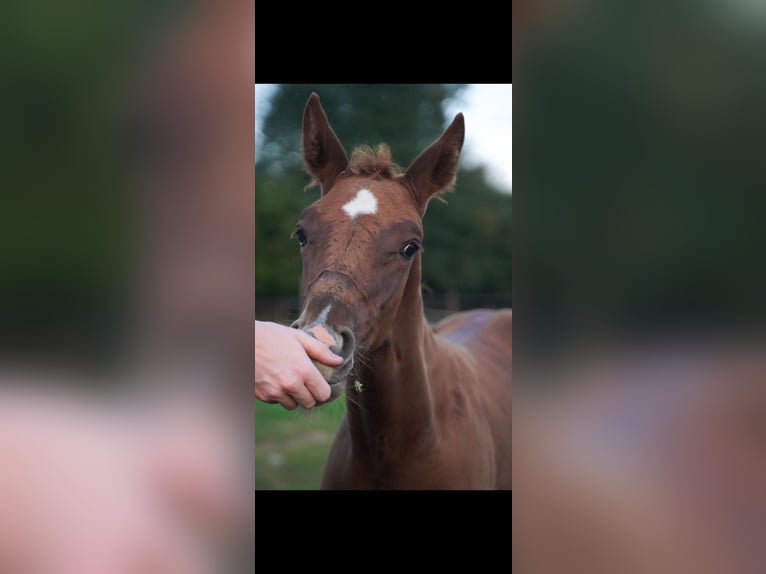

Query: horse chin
[[323, 381, 345, 404]]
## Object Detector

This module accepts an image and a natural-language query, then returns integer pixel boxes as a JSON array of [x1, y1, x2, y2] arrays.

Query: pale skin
[[254, 320, 343, 410]]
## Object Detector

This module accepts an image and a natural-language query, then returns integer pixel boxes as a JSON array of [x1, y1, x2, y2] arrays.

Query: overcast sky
[[255, 84, 512, 193]]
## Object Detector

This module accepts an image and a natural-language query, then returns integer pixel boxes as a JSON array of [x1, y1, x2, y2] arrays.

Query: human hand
[[254, 320, 344, 409]]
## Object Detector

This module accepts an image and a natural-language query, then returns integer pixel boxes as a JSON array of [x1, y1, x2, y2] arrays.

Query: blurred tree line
[[0, 1, 182, 362], [515, 0, 766, 355], [255, 84, 513, 305]]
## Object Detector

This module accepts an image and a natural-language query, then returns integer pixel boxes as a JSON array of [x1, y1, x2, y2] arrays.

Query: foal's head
[[291, 93, 464, 402]]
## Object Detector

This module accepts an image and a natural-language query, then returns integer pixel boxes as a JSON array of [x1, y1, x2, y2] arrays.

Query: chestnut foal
[[290, 93, 512, 489]]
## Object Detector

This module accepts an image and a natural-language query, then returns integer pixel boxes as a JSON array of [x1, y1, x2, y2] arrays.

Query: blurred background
[[254, 84, 512, 489], [513, 0, 766, 571], [0, 1, 148, 369], [0, 0, 255, 384], [514, 0, 766, 364], [0, 0, 253, 571]]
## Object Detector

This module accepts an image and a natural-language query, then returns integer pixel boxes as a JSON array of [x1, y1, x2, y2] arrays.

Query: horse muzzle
[[290, 318, 356, 404]]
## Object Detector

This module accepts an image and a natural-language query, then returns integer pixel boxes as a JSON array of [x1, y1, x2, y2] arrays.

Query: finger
[[276, 393, 299, 411], [302, 366, 332, 403], [254, 386, 269, 402], [256, 386, 298, 410], [255, 387, 283, 407], [296, 331, 344, 365], [283, 379, 317, 409]]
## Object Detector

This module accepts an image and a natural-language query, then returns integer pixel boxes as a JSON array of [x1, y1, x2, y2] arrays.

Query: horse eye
[[295, 229, 308, 247], [401, 242, 420, 260]]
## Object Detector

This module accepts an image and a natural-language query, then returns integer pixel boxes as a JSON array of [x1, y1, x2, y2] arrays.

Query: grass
[[255, 397, 347, 490]]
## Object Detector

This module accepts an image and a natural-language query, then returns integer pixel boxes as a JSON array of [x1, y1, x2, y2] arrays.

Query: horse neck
[[346, 259, 438, 460]]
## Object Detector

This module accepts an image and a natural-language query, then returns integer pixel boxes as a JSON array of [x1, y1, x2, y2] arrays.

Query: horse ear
[[302, 92, 348, 194], [404, 113, 465, 212]]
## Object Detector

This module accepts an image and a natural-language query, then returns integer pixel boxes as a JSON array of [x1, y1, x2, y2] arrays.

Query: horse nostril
[[334, 326, 356, 361]]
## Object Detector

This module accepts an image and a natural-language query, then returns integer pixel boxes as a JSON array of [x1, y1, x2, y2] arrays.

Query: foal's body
[[292, 93, 512, 490], [323, 275, 513, 490]]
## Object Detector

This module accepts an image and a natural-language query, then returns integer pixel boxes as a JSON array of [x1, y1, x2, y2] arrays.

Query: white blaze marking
[[342, 188, 378, 219], [294, 303, 331, 329], [315, 304, 332, 325]]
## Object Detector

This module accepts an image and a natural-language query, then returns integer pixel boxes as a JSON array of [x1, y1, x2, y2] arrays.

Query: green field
[[254, 398, 347, 490]]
